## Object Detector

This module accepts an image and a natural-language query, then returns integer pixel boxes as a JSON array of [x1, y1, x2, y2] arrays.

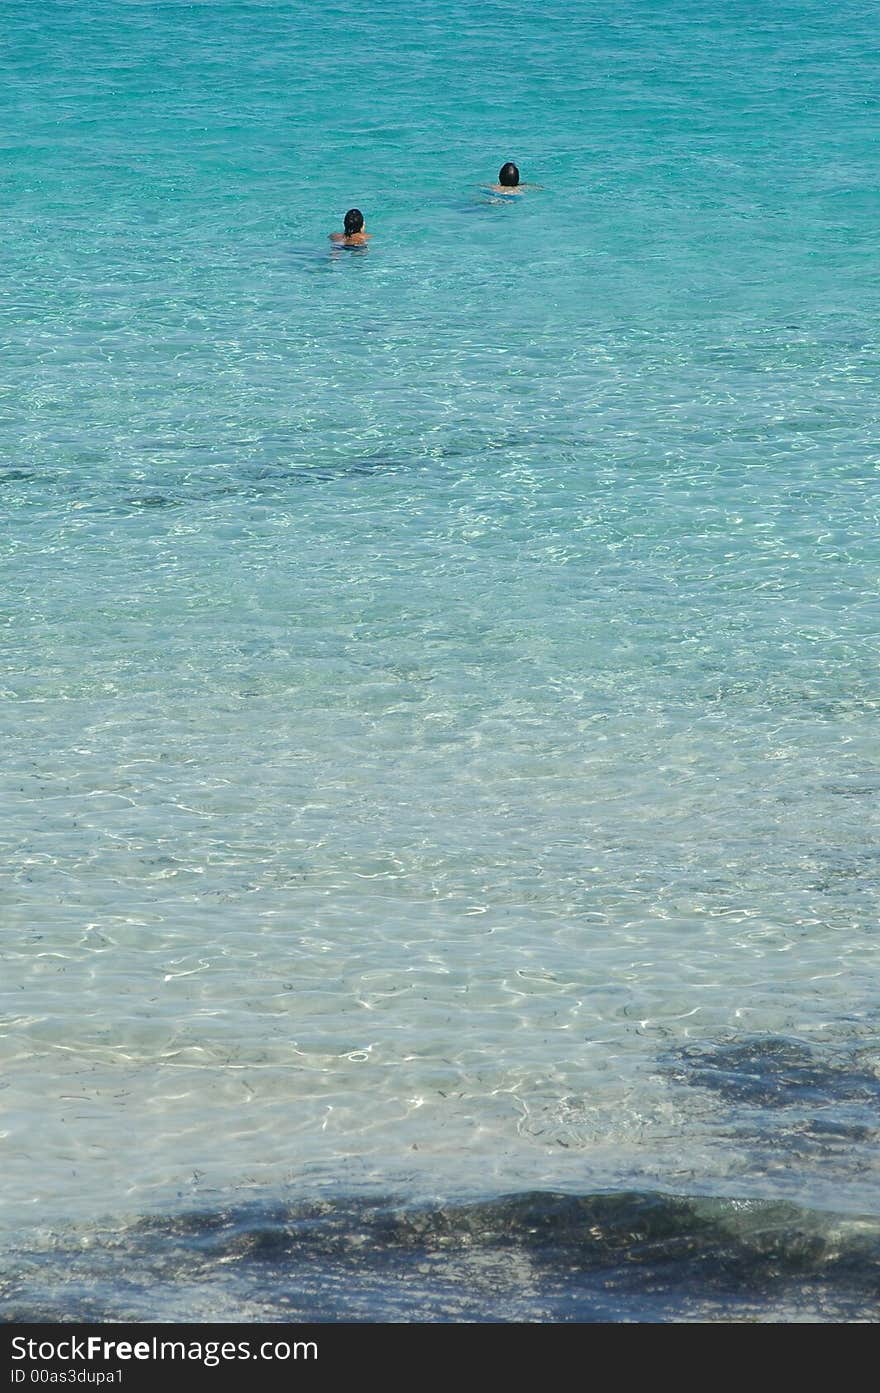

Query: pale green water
[[1, 0, 878, 1319]]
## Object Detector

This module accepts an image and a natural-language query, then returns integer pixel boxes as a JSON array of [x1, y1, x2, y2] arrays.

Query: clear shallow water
[[1, 0, 879, 1321]]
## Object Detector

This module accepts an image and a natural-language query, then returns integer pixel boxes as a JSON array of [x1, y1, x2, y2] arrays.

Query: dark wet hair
[[344, 208, 365, 235], [498, 163, 519, 187]]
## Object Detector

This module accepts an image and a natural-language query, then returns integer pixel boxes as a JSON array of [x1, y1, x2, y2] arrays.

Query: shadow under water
[[666, 1036, 880, 1109], [3, 1188, 879, 1323]]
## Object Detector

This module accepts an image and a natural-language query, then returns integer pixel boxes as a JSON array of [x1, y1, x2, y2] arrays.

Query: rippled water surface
[[2, 0, 878, 1321]]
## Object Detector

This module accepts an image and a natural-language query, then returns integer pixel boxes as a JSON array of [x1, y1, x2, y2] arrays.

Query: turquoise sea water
[[2, 0, 879, 1320]]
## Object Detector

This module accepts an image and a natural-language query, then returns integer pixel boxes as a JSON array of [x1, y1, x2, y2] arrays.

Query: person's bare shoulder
[[488, 182, 543, 194], [329, 231, 371, 244]]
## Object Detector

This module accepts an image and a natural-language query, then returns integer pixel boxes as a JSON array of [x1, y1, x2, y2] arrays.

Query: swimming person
[[487, 162, 541, 196], [329, 208, 371, 245]]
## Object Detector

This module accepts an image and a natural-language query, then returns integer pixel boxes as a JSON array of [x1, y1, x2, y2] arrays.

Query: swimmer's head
[[344, 208, 365, 235], [498, 163, 519, 187]]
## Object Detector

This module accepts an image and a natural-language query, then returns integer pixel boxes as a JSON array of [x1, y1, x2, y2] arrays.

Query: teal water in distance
[[2, 0, 879, 1321]]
